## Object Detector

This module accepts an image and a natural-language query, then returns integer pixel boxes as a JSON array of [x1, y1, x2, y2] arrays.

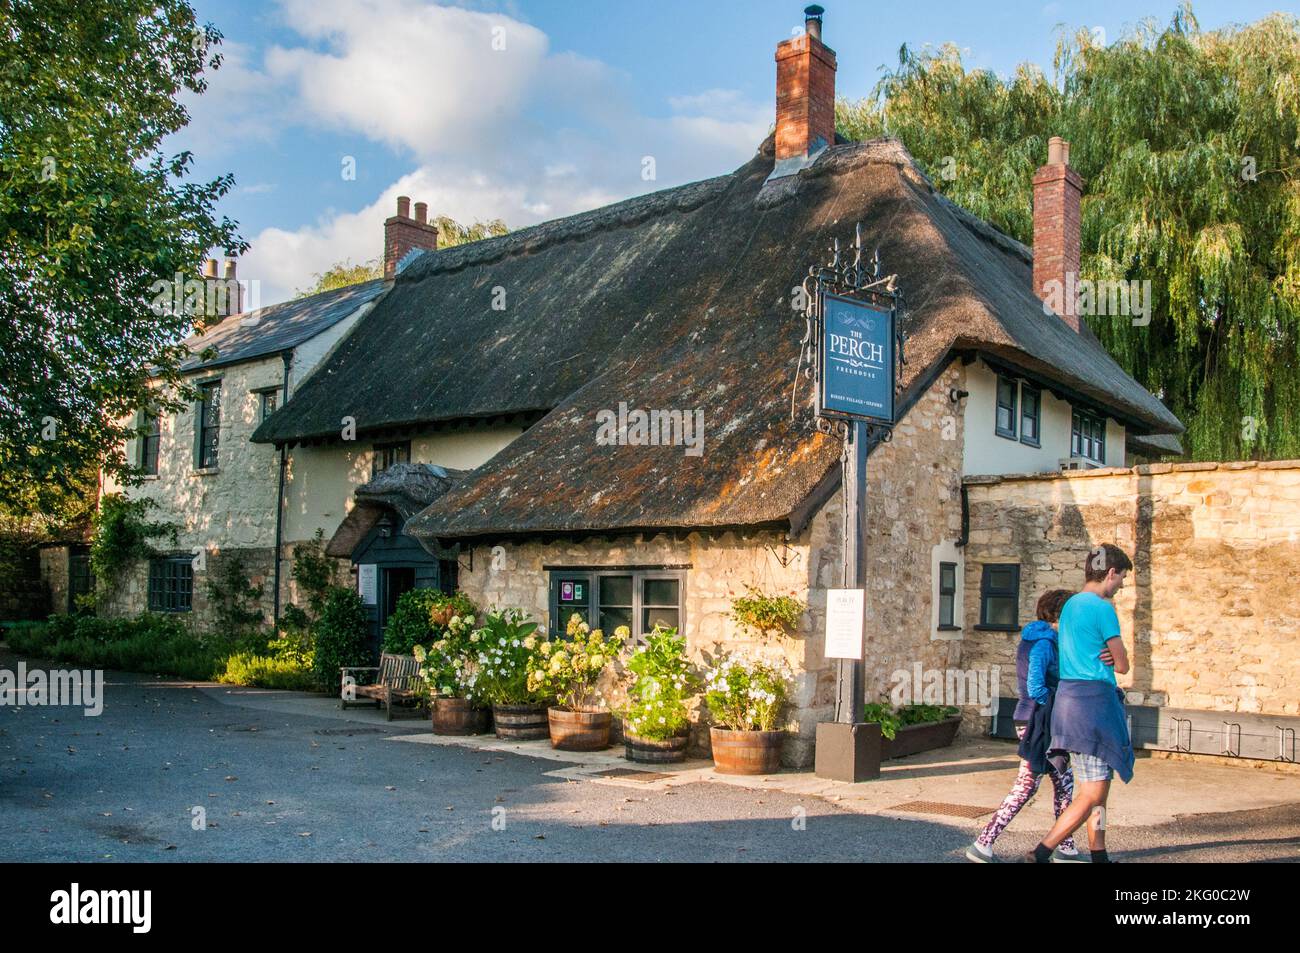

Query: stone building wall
[[454, 364, 967, 767], [960, 460, 1300, 730], [38, 546, 70, 615]]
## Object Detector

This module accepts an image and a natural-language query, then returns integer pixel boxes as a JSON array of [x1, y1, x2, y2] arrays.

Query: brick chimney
[[1033, 136, 1084, 332], [774, 5, 837, 163], [383, 195, 439, 278]]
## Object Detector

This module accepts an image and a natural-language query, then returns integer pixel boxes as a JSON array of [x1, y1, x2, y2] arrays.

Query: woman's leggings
[[976, 725, 1076, 850]]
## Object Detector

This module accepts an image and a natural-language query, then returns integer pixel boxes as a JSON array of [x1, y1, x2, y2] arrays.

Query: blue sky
[[179, 0, 1296, 303]]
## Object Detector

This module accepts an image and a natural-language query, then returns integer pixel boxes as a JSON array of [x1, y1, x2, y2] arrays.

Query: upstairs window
[[1020, 385, 1041, 448], [995, 375, 1018, 439], [372, 440, 411, 477], [196, 381, 222, 469], [1071, 410, 1106, 465], [139, 411, 160, 475], [259, 389, 280, 422]]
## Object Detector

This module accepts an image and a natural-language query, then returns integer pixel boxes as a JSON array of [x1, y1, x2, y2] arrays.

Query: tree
[[0, 0, 244, 516], [296, 217, 509, 296], [838, 5, 1300, 461]]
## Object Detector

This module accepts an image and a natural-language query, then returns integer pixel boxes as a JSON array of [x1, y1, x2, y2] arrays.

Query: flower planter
[[431, 697, 490, 736], [548, 707, 612, 751], [624, 731, 690, 764], [709, 727, 785, 775], [493, 703, 549, 740], [880, 715, 962, 760]]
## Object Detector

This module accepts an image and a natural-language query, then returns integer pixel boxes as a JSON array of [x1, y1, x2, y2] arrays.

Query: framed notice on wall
[[357, 564, 377, 606], [825, 588, 865, 660]]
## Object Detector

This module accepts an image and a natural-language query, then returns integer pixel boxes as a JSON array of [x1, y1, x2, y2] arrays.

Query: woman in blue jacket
[[966, 589, 1079, 862]]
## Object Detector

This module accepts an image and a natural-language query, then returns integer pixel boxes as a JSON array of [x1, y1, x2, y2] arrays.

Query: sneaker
[[1052, 848, 1087, 863], [965, 841, 995, 863]]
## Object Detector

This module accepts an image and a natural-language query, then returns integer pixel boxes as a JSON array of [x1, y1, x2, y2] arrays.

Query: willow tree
[[839, 6, 1300, 461]]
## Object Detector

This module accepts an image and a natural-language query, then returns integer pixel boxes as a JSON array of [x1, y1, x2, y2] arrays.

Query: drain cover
[[590, 768, 675, 782], [315, 727, 386, 736], [889, 800, 994, 818]]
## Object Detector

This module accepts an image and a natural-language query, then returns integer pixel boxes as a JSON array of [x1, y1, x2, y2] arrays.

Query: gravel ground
[[1, 658, 1297, 863]]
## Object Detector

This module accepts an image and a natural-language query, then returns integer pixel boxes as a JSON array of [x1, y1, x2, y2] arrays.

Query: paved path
[[1, 653, 1297, 862]]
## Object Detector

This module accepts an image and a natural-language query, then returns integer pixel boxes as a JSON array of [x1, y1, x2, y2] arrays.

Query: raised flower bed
[[863, 702, 962, 759]]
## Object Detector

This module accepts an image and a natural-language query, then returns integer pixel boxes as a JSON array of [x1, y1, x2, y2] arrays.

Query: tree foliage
[[0, 0, 245, 514], [838, 5, 1300, 460]]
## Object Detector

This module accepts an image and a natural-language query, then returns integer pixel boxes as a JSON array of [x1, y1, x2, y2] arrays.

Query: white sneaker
[[965, 841, 995, 863], [1052, 846, 1087, 863]]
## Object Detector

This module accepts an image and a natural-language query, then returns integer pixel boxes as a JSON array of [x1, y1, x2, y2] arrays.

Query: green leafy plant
[[88, 494, 178, 588], [310, 586, 371, 690], [527, 613, 622, 711], [5, 612, 220, 680], [219, 650, 315, 691], [382, 588, 477, 655], [471, 608, 547, 706], [704, 654, 792, 732], [862, 700, 960, 740], [413, 612, 480, 700], [621, 625, 697, 741], [286, 529, 338, 624], [730, 585, 805, 635], [204, 553, 266, 639]]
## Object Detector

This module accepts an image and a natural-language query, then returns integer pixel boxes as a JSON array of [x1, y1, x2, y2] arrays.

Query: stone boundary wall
[[961, 459, 1300, 729]]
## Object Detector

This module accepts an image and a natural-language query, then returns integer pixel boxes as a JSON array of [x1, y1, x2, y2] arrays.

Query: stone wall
[[96, 547, 278, 630], [961, 460, 1300, 728], [454, 364, 967, 767]]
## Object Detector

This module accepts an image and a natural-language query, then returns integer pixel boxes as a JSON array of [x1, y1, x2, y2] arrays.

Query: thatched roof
[[324, 463, 463, 557], [254, 136, 1182, 542]]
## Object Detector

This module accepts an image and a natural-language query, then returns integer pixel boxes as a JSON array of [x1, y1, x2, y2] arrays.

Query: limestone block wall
[[961, 460, 1300, 729], [454, 364, 967, 767]]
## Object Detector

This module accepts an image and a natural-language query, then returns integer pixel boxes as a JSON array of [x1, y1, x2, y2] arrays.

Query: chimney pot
[[203, 258, 218, 278], [1048, 136, 1070, 166], [414, 202, 428, 224], [804, 4, 824, 42], [396, 195, 411, 219], [223, 259, 237, 280]]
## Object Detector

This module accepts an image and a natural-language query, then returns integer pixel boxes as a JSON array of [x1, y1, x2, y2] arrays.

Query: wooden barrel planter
[[548, 707, 612, 751], [709, 727, 785, 775], [624, 731, 689, 764], [431, 697, 490, 736], [492, 703, 550, 740]]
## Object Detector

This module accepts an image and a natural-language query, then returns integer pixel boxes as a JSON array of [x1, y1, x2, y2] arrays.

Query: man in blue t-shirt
[[1020, 543, 1134, 864]]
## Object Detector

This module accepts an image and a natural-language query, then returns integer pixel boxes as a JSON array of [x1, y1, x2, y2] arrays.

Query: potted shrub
[[862, 701, 962, 759], [413, 612, 489, 734], [729, 585, 805, 637], [620, 624, 697, 763], [474, 609, 551, 739], [529, 614, 622, 751], [704, 654, 792, 774]]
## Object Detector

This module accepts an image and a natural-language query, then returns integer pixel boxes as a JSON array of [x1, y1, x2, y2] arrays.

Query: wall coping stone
[[965, 458, 1300, 486]]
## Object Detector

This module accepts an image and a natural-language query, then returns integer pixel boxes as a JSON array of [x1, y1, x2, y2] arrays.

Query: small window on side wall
[[1020, 386, 1041, 447], [139, 410, 160, 475], [978, 564, 1019, 630], [372, 440, 411, 477], [995, 375, 1018, 439], [938, 561, 958, 628]]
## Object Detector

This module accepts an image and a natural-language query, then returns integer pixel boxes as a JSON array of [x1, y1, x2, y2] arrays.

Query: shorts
[[1070, 751, 1113, 783]]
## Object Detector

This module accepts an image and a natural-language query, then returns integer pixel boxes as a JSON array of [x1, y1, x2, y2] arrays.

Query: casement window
[[995, 375, 1018, 439], [1071, 410, 1106, 465], [1020, 385, 1041, 448], [978, 564, 1020, 630], [937, 561, 958, 629], [196, 381, 222, 469], [372, 440, 411, 477], [139, 410, 160, 475], [548, 570, 685, 645], [259, 389, 280, 422], [148, 557, 194, 612]]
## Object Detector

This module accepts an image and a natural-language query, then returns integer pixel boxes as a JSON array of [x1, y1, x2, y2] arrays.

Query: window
[[1020, 386, 1041, 448], [372, 440, 411, 477], [938, 561, 958, 629], [69, 549, 94, 611], [548, 570, 685, 645], [995, 375, 1018, 439], [1071, 410, 1106, 465], [259, 389, 279, 422], [139, 410, 160, 475], [197, 381, 221, 469], [148, 557, 193, 612], [978, 564, 1020, 630]]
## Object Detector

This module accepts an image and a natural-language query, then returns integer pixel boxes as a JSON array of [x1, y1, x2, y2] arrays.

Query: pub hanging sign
[[817, 292, 896, 426]]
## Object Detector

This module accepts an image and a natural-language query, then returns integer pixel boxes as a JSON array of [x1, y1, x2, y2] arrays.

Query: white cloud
[[231, 0, 769, 303]]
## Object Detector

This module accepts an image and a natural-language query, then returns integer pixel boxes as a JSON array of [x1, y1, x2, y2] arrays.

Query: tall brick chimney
[[1033, 136, 1084, 332], [774, 5, 837, 163], [383, 195, 439, 278]]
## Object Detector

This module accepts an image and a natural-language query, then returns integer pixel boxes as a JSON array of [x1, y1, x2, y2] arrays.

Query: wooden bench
[[340, 653, 424, 721]]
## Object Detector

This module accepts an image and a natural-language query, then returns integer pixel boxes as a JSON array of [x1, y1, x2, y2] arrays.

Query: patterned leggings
[[977, 725, 1076, 850]]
